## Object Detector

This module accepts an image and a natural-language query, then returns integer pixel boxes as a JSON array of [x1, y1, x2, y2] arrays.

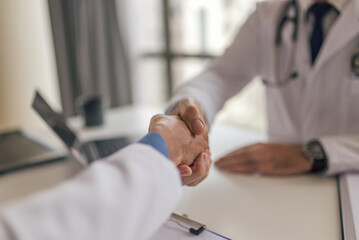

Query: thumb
[[190, 118, 205, 135], [177, 165, 192, 177], [179, 102, 206, 135]]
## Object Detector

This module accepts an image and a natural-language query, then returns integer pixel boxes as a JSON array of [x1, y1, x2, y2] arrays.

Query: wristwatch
[[302, 140, 328, 173]]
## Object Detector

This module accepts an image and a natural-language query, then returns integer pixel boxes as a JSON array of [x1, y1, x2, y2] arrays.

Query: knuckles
[[150, 114, 165, 124]]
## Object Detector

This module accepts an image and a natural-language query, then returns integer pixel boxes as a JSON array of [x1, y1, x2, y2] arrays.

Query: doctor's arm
[[167, 7, 262, 127], [0, 115, 208, 240], [165, 6, 263, 184], [214, 136, 359, 176]]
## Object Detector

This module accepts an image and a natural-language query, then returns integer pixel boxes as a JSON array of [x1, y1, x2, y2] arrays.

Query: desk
[[0, 105, 341, 240]]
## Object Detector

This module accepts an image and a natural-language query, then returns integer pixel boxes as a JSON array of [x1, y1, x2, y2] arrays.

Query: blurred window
[[136, 0, 266, 132]]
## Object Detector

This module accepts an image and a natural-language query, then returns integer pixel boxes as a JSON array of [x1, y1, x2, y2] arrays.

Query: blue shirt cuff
[[138, 132, 169, 159]]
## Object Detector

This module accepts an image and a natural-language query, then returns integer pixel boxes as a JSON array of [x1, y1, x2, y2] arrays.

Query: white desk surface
[[0, 105, 341, 240]]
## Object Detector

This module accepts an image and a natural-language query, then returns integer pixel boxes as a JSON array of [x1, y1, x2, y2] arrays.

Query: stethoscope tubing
[[264, 0, 359, 88]]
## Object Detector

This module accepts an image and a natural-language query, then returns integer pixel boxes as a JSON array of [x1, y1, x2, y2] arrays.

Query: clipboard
[[150, 212, 231, 240], [339, 174, 359, 240]]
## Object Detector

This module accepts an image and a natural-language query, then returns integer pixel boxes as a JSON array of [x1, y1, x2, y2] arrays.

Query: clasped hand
[[163, 98, 313, 179], [149, 113, 211, 186], [169, 98, 212, 186]]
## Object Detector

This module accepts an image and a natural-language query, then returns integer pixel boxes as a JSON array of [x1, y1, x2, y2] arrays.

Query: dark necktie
[[309, 2, 334, 64]]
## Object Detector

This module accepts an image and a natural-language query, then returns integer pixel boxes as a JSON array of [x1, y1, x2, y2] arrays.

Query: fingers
[[150, 110, 211, 184], [222, 143, 263, 158], [215, 145, 259, 174], [215, 147, 255, 168], [215, 157, 255, 169], [215, 143, 312, 176], [148, 114, 206, 166], [226, 166, 257, 174], [215, 156, 257, 174], [172, 98, 206, 135], [182, 152, 212, 186]]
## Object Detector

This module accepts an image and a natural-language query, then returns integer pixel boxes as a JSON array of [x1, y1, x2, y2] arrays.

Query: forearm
[[167, 9, 262, 126], [0, 144, 182, 240], [167, 71, 240, 126]]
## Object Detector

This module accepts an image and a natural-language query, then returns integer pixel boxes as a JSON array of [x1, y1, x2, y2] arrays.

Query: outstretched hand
[[169, 98, 212, 186], [149, 114, 209, 178], [171, 98, 207, 136]]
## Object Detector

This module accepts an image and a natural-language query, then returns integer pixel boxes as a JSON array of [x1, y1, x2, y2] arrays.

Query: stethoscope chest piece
[[352, 51, 359, 77]]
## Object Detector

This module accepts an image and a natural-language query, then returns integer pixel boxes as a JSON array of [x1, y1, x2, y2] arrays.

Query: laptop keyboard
[[93, 137, 133, 159]]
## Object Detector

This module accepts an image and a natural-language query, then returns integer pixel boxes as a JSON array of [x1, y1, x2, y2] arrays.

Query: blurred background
[[0, 0, 266, 134]]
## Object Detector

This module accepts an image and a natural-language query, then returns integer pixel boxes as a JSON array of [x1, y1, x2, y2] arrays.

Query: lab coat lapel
[[313, 0, 359, 72]]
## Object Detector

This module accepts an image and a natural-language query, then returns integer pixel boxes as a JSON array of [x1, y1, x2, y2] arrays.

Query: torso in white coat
[[168, 0, 359, 174], [258, 0, 359, 143]]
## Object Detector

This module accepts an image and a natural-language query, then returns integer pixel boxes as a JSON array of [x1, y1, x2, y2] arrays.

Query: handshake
[[149, 99, 211, 186]]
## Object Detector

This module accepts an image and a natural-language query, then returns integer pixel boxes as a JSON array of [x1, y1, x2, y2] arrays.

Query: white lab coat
[[0, 144, 182, 240], [168, 0, 359, 175]]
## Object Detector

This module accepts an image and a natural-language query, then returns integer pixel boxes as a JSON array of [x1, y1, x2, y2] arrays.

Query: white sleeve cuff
[[319, 135, 359, 175]]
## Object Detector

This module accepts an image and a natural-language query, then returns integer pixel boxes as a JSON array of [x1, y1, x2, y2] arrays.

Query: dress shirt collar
[[299, 0, 349, 13]]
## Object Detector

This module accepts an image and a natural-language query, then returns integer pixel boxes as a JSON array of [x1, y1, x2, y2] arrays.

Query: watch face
[[311, 144, 325, 160], [306, 141, 328, 172]]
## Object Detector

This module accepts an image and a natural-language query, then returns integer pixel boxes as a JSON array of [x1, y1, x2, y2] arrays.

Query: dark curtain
[[48, 0, 132, 116]]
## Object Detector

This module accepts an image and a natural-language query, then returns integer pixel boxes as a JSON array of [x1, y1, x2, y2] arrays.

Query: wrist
[[295, 145, 312, 172], [138, 132, 169, 159], [299, 154, 313, 173]]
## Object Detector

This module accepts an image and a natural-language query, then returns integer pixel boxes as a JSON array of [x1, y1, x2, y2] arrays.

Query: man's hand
[[149, 114, 209, 177], [215, 143, 312, 176], [171, 98, 207, 135], [170, 98, 212, 186], [178, 150, 212, 186]]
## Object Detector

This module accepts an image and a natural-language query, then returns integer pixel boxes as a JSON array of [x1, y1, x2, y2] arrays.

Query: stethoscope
[[263, 0, 359, 88]]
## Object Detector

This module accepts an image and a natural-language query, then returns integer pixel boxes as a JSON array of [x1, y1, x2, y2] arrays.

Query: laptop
[[0, 129, 67, 175], [32, 91, 134, 167]]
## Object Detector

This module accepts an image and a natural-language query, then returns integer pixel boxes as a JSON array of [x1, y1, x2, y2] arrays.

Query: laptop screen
[[32, 91, 77, 148]]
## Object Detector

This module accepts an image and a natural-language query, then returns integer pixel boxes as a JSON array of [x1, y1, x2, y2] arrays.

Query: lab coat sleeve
[[0, 143, 182, 240], [166, 7, 262, 126], [319, 136, 359, 175]]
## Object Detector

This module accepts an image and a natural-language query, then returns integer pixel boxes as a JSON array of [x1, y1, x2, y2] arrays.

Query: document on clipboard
[[150, 213, 231, 240]]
